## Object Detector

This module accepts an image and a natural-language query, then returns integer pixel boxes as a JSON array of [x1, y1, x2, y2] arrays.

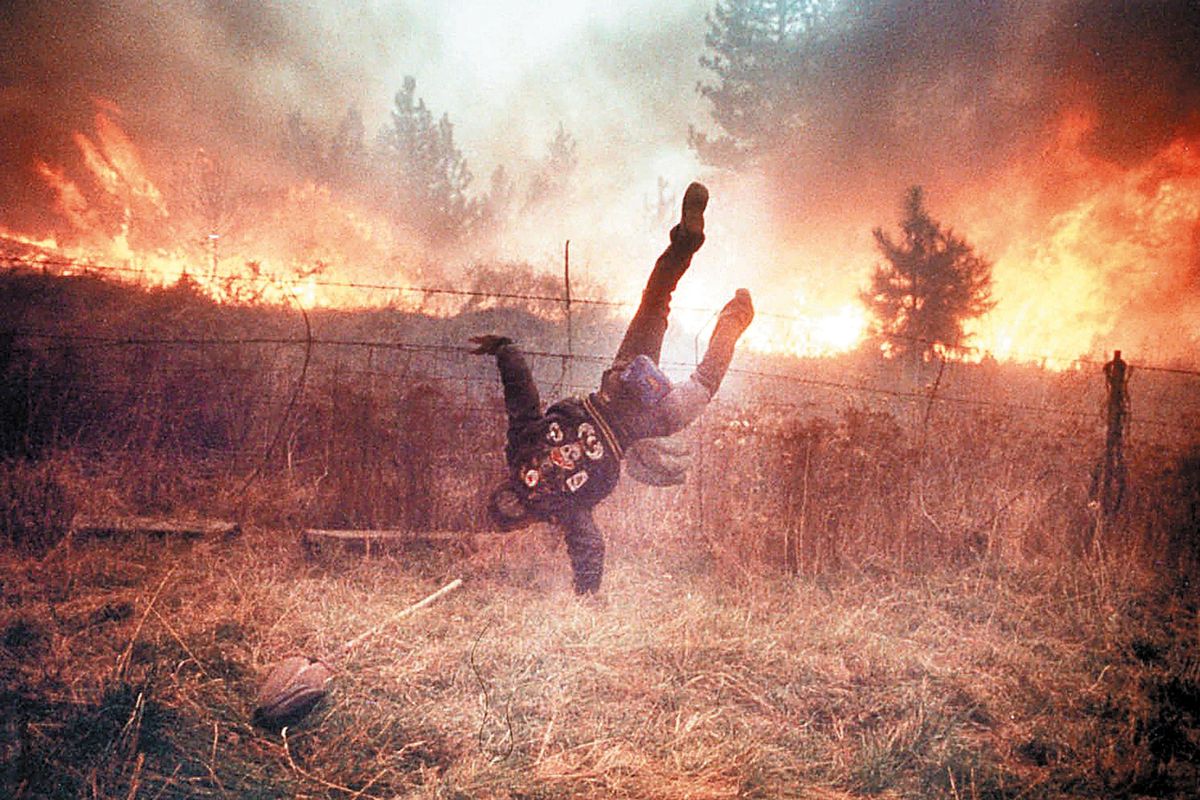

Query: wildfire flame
[[960, 115, 1200, 367], [4, 107, 428, 309], [3, 104, 1198, 368]]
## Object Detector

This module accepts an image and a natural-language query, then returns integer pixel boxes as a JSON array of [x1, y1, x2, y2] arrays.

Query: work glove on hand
[[469, 334, 513, 355]]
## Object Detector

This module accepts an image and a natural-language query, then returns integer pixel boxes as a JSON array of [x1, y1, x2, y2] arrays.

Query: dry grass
[[3, 521, 1197, 799], [3, 271, 1199, 796]]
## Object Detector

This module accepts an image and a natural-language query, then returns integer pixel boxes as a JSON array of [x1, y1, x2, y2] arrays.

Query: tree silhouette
[[861, 187, 995, 365], [377, 76, 478, 246], [690, 0, 838, 168], [283, 106, 367, 190], [477, 164, 518, 238], [525, 122, 579, 208]]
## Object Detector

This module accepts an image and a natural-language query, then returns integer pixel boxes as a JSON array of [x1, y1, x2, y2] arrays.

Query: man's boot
[[611, 181, 711, 372], [644, 181, 708, 308], [669, 181, 708, 253], [694, 289, 754, 395]]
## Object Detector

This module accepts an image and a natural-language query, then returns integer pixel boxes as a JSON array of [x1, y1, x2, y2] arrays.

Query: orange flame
[[5, 108, 430, 310], [4, 104, 1197, 369], [74, 111, 165, 214], [960, 115, 1200, 366], [33, 159, 90, 231]]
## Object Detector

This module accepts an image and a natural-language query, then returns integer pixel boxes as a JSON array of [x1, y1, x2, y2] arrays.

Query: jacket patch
[[579, 423, 604, 460], [522, 468, 540, 488], [550, 443, 581, 469], [546, 421, 564, 443], [565, 470, 589, 492]]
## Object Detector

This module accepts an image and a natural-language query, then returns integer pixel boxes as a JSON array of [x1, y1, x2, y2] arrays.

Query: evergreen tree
[[377, 76, 478, 246], [477, 164, 518, 238], [283, 106, 367, 190], [644, 176, 676, 231], [525, 122, 579, 208], [327, 107, 367, 184], [861, 187, 995, 363], [690, 0, 838, 168]]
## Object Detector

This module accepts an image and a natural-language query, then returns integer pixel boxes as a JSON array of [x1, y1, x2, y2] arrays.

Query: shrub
[[0, 458, 75, 556]]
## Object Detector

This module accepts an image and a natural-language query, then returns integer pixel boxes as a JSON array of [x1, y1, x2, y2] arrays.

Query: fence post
[[1094, 349, 1129, 519], [563, 240, 573, 391]]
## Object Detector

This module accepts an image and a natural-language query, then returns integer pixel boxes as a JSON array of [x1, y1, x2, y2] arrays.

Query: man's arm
[[471, 335, 541, 456], [561, 506, 604, 595]]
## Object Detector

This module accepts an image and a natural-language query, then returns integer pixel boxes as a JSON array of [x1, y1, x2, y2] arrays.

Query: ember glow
[[2, 1, 1198, 365]]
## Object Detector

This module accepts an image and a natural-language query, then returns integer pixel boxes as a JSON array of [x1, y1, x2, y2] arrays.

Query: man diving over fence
[[471, 182, 754, 594]]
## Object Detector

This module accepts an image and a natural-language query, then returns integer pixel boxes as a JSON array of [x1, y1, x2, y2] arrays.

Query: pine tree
[[327, 108, 367, 185], [861, 187, 995, 364], [377, 76, 478, 246], [525, 122, 579, 208], [283, 106, 367, 190], [472, 163, 519, 244], [690, 0, 838, 168]]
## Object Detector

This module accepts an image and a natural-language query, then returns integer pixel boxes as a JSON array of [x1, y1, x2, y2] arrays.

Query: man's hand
[[469, 334, 513, 355]]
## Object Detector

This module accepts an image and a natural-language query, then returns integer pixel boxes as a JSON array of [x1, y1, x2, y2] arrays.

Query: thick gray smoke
[[747, 0, 1200, 224], [3, 1, 1197, 229]]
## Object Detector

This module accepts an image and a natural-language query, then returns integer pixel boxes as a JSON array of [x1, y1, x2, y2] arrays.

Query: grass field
[[2, 269, 1199, 797], [3, 519, 1198, 799]]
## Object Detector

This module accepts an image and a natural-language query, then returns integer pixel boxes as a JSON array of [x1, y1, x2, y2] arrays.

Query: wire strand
[[5, 255, 1198, 377]]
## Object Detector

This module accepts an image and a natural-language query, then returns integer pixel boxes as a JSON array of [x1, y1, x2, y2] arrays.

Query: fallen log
[[71, 514, 241, 541], [301, 528, 475, 558]]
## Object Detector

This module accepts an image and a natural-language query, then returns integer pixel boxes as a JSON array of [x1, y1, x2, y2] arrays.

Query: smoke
[[751, 1, 1199, 211], [736, 0, 1200, 362], [2, 1, 1198, 362], [0, 1, 708, 223]]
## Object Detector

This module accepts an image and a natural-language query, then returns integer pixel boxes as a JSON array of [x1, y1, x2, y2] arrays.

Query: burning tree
[[861, 186, 995, 365]]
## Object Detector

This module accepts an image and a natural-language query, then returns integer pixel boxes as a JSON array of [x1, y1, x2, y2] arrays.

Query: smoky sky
[[1, 1, 1198, 241], [0, 0, 709, 233], [757, 0, 1200, 225], [1, 2, 404, 218]]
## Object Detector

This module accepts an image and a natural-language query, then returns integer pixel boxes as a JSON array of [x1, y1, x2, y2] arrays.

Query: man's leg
[[655, 288, 755, 435], [693, 288, 754, 396], [610, 182, 708, 369]]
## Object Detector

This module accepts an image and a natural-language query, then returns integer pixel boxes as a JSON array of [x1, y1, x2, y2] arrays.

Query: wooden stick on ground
[[336, 578, 464, 659]]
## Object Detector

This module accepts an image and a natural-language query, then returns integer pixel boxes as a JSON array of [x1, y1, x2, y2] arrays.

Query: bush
[[0, 458, 75, 556]]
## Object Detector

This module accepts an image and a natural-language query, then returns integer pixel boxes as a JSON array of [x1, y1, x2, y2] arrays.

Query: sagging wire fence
[[2, 258, 1199, 575], [6, 326, 1196, 433], [7, 252, 1200, 378]]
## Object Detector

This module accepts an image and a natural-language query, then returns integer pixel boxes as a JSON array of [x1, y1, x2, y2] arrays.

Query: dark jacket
[[496, 343, 624, 519]]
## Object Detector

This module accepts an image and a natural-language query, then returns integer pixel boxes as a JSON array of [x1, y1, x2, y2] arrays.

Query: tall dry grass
[[3, 266, 1199, 797], [2, 523, 1198, 798], [4, 266, 1196, 577]]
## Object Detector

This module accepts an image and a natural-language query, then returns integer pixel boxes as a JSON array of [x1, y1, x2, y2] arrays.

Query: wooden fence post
[[1094, 349, 1129, 519], [563, 240, 573, 391]]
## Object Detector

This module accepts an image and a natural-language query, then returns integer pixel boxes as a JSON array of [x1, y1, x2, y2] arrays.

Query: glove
[[469, 334, 513, 355]]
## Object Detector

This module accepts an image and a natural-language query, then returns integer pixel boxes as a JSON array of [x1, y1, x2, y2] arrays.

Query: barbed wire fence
[[7, 253, 1199, 375], [5, 255, 1199, 444], [3, 254, 1199, 572]]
